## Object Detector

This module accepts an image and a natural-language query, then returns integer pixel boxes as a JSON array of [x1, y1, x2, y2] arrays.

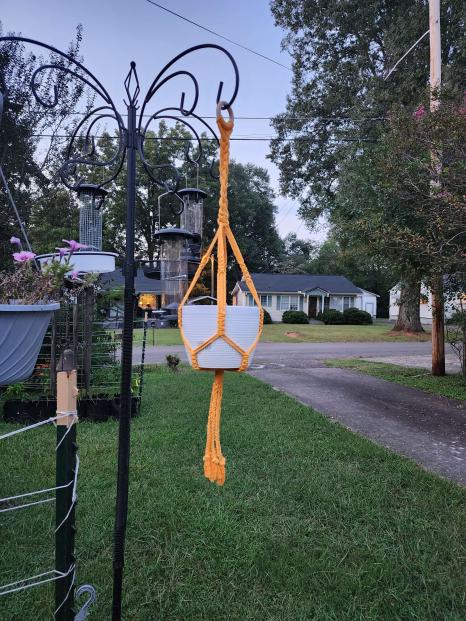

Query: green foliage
[[263, 309, 272, 324], [282, 310, 308, 324], [447, 310, 466, 327], [2, 382, 27, 401], [269, 0, 464, 221], [343, 307, 373, 325], [0, 26, 91, 270], [317, 309, 345, 325]]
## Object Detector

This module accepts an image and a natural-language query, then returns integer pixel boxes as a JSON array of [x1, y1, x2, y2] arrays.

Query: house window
[[278, 295, 299, 311], [247, 294, 257, 306], [260, 295, 272, 307], [342, 296, 355, 310]]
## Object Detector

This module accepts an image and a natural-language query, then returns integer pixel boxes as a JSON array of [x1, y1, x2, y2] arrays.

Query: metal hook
[[74, 584, 97, 621]]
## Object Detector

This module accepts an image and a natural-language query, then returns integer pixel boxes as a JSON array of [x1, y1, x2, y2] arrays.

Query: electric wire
[[145, 0, 292, 71]]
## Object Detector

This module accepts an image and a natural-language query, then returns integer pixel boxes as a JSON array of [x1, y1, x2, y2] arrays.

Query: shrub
[[343, 307, 373, 325], [446, 310, 466, 326], [317, 309, 345, 325], [282, 310, 308, 324], [263, 309, 273, 324]]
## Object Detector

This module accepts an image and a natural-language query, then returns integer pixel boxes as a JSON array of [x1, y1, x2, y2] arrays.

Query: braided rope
[[178, 104, 263, 484]]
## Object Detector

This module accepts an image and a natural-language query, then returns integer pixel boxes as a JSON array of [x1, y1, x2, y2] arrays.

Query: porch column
[[321, 294, 324, 314]]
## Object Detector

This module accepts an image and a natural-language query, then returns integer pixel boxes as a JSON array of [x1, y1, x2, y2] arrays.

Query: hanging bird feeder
[[155, 227, 195, 306], [178, 187, 207, 241], [178, 103, 263, 485], [178, 186, 207, 277], [36, 184, 117, 274]]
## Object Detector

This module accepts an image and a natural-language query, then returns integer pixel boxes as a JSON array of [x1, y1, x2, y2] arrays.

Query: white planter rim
[[0, 302, 60, 312], [36, 251, 118, 260], [36, 251, 118, 275]]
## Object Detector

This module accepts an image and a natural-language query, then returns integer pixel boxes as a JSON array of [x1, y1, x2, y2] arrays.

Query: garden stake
[[55, 349, 78, 621]]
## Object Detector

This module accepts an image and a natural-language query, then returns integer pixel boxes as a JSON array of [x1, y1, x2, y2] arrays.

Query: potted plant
[[0, 237, 93, 385]]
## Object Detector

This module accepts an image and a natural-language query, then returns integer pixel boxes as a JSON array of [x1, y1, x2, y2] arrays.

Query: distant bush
[[343, 307, 373, 325], [263, 309, 273, 324], [282, 310, 309, 324], [446, 310, 466, 326], [317, 309, 345, 325]]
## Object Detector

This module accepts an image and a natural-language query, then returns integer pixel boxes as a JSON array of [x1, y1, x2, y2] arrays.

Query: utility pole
[[429, 0, 446, 376]]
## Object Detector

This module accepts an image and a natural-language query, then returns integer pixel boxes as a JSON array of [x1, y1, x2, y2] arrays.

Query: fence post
[[55, 350, 78, 621]]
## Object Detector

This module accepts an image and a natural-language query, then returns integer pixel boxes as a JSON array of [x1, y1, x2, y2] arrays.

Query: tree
[[309, 235, 395, 317], [279, 233, 314, 273], [269, 0, 465, 329], [0, 25, 91, 267], [333, 99, 466, 329], [97, 122, 284, 282]]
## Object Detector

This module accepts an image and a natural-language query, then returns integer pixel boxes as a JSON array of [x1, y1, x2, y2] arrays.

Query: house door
[[308, 297, 317, 318], [365, 302, 374, 316]]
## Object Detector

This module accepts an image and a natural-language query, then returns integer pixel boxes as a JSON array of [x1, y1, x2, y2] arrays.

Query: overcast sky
[[1, 0, 327, 242]]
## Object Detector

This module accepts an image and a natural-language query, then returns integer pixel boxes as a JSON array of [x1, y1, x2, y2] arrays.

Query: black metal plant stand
[[0, 36, 239, 621]]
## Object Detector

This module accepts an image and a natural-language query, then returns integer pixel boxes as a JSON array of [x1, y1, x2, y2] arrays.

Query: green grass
[[130, 323, 431, 347], [261, 323, 431, 342], [1, 368, 465, 620], [326, 358, 466, 400]]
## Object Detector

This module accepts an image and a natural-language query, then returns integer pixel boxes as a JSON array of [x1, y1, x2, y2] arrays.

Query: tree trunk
[[392, 277, 424, 333], [431, 275, 446, 376]]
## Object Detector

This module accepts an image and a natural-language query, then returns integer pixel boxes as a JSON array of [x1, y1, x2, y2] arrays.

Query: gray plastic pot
[[0, 303, 59, 385]]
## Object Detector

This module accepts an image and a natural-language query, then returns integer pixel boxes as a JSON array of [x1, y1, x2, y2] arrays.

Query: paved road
[[137, 340, 435, 366]]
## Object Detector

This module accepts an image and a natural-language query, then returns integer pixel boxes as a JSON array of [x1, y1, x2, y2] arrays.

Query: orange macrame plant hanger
[[178, 102, 264, 485]]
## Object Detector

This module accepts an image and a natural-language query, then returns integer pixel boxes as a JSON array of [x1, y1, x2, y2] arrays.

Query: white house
[[232, 273, 378, 322], [389, 283, 464, 324]]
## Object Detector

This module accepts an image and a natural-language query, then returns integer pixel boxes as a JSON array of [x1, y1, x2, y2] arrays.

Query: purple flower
[[55, 247, 70, 258], [70, 270, 80, 280], [62, 239, 88, 252], [13, 251, 36, 263], [413, 104, 426, 120], [10, 236, 22, 247]]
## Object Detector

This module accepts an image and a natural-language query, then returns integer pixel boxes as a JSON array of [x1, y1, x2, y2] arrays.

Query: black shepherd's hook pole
[[112, 62, 139, 621], [0, 36, 239, 621]]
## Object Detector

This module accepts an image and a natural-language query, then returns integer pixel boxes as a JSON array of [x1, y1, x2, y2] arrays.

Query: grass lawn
[[130, 323, 431, 346], [1, 368, 465, 620], [325, 359, 466, 400]]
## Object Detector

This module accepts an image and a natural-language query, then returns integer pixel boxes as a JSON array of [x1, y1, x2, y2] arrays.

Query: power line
[[145, 0, 292, 71], [65, 110, 386, 122], [30, 133, 375, 143]]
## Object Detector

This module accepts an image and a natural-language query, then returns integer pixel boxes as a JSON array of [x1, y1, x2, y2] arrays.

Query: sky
[[1, 0, 327, 242]]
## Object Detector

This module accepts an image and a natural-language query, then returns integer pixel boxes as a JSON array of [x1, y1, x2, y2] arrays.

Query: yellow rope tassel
[[204, 370, 225, 485]]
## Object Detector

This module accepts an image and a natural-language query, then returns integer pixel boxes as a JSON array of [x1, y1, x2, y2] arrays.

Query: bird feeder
[[77, 183, 108, 250], [155, 227, 195, 306], [36, 183, 117, 274], [178, 187, 206, 241]]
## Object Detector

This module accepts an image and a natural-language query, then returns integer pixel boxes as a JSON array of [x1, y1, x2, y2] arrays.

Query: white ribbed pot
[[36, 251, 117, 274], [0, 302, 60, 385], [181, 305, 261, 370]]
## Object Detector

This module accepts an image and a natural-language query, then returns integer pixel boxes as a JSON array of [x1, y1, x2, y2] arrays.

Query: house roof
[[99, 269, 164, 294], [237, 273, 365, 295]]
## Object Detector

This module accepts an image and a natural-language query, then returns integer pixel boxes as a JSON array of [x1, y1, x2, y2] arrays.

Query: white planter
[[180, 305, 261, 370], [36, 251, 118, 274], [0, 303, 59, 385]]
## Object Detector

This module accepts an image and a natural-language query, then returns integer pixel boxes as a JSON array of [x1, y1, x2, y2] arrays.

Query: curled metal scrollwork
[[0, 36, 239, 194]]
